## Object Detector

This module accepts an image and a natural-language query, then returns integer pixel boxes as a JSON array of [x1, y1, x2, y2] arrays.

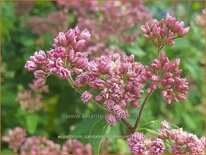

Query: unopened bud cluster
[[25, 26, 91, 87], [141, 13, 190, 48], [148, 53, 188, 104]]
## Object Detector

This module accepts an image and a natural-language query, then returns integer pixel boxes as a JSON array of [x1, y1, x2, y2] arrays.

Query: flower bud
[[81, 91, 93, 103], [178, 27, 190, 37], [34, 70, 46, 79], [105, 114, 118, 125], [54, 32, 67, 46], [74, 40, 86, 51], [25, 61, 37, 72], [131, 101, 139, 108]]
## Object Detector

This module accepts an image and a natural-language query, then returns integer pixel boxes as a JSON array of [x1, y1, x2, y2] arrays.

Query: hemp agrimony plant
[[24, 13, 205, 154]]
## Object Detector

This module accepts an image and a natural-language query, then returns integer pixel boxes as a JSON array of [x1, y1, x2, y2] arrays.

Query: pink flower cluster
[[21, 136, 61, 154], [56, 0, 98, 17], [2, 127, 27, 152], [148, 52, 189, 104], [25, 24, 190, 125], [16, 80, 49, 112], [159, 120, 205, 154], [195, 9, 205, 27], [3, 127, 92, 154], [127, 132, 165, 154], [127, 120, 205, 154], [75, 53, 149, 125], [62, 139, 92, 154], [25, 27, 91, 87], [57, 0, 151, 47], [141, 13, 190, 48], [25, 23, 190, 125], [28, 11, 69, 36], [14, 1, 35, 16]]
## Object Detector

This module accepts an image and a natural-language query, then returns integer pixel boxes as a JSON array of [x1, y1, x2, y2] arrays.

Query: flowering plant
[[3, 127, 92, 154], [21, 11, 206, 154]]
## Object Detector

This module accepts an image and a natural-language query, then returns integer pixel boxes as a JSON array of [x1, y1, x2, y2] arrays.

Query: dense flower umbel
[[75, 53, 149, 124], [57, 0, 151, 46], [16, 81, 49, 112], [62, 139, 92, 154], [148, 52, 188, 104], [149, 139, 165, 154], [141, 13, 190, 48], [159, 120, 205, 154], [128, 121, 205, 154], [21, 136, 61, 154], [56, 0, 152, 58], [28, 11, 69, 36], [3, 127, 92, 154], [25, 27, 91, 87], [127, 132, 165, 154], [2, 127, 27, 152]]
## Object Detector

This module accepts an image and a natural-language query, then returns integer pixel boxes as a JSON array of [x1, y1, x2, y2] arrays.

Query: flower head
[[105, 113, 118, 125], [149, 139, 165, 154], [158, 120, 205, 154], [2, 127, 27, 152], [25, 27, 91, 87], [141, 13, 190, 48], [81, 91, 93, 103], [21, 136, 61, 154], [148, 53, 188, 104], [75, 53, 149, 124], [62, 139, 92, 154], [24, 60, 37, 72]]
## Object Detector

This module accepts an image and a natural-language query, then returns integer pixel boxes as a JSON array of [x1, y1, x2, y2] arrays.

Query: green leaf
[[138, 120, 180, 135], [140, 120, 161, 129], [26, 114, 39, 134], [1, 149, 15, 154], [89, 120, 110, 154], [193, 2, 203, 10], [126, 46, 146, 57], [138, 127, 158, 135], [182, 114, 196, 130], [138, 120, 161, 135]]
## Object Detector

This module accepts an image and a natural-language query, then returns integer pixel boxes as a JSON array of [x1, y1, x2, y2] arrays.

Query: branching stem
[[132, 46, 162, 132], [67, 77, 134, 132], [133, 91, 153, 131]]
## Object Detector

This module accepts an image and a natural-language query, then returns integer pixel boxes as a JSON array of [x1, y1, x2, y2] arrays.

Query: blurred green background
[[1, 0, 205, 154]]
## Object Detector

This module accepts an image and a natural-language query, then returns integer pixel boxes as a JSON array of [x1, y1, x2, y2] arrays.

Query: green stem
[[133, 91, 153, 130], [121, 118, 135, 133], [67, 77, 134, 132], [133, 46, 162, 131]]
